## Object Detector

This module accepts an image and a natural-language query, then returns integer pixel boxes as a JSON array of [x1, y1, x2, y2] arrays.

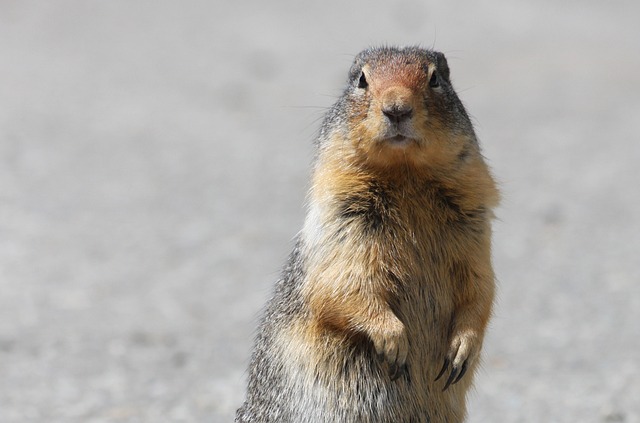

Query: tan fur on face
[[346, 60, 471, 174]]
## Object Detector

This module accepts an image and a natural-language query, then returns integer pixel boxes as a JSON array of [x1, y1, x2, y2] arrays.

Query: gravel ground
[[1, 1, 639, 422]]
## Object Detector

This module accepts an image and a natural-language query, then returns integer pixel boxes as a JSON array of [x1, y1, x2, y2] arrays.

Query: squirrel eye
[[429, 72, 440, 88], [357, 72, 368, 89]]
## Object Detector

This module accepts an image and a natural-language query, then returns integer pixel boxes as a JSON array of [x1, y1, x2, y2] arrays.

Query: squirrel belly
[[237, 46, 499, 423]]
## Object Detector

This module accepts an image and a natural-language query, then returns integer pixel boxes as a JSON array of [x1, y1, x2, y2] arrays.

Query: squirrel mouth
[[385, 135, 413, 147]]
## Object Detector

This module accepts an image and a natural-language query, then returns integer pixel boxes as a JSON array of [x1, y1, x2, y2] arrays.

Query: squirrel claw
[[436, 357, 469, 391], [442, 366, 457, 391], [453, 360, 468, 385], [389, 362, 409, 381], [370, 315, 408, 372], [389, 362, 399, 380], [437, 331, 478, 390], [434, 358, 450, 381]]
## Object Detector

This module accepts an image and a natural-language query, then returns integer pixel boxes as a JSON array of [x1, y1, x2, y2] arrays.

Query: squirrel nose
[[382, 103, 413, 124]]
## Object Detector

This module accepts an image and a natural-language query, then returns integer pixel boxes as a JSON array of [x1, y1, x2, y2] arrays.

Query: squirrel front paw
[[369, 314, 409, 380], [435, 330, 480, 390]]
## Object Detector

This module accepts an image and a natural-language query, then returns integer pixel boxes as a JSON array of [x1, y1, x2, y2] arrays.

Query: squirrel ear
[[348, 62, 364, 84], [349, 51, 369, 83], [434, 52, 451, 83]]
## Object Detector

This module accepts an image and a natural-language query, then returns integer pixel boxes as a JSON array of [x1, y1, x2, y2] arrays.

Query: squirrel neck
[[302, 139, 498, 251], [310, 137, 489, 202]]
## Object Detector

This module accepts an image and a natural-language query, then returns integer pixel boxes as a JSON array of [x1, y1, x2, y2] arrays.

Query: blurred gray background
[[1, 1, 639, 422]]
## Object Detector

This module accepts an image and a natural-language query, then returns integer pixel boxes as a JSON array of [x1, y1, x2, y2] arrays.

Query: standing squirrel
[[236, 46, 499, 423]]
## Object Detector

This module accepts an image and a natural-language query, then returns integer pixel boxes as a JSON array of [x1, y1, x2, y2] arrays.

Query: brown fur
[[237, 46, 499, 423]]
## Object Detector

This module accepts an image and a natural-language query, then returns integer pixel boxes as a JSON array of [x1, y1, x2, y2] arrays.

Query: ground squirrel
[[236, 46, 499, 423]]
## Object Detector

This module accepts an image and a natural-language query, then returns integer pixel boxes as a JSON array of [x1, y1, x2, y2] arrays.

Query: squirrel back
[[237, 46, 499, 423]]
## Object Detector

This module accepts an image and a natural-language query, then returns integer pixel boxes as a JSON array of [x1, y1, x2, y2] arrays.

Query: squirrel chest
[[301, 169, 490, 362]]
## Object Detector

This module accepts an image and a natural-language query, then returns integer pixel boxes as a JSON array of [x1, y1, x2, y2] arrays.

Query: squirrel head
[[321, 46, 477, 171]]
